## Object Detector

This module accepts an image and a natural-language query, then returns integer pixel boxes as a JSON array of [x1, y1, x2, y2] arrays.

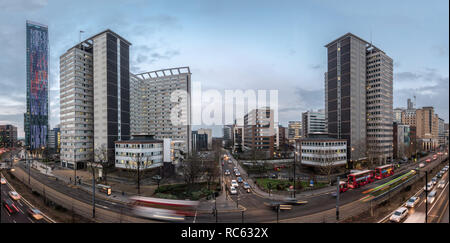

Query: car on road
[[419, 163, 425, 168], [436, 172, 442, 178], [0, 177, 6, 184], [431, 177, 438, 185], [235, 171, 241, 176], [427, 190, 437, 204], [237, 177, 243, 183], [228, 160, 233, 164], [405, 196, 420, 208], [224, 169, 231, 175], [264, 202, 292, 211], [424, 182, 433, 192], [390, 207, 408, 223], [27, 208, 44, 221], [9, 191, 21, 200], [230, 186, 237, 195], [243, 182, 251, 190], [3, 199, 19, 214], [231, 180, 238, 188], [282, 198, 308, 205], [437, 180, 445, 189]]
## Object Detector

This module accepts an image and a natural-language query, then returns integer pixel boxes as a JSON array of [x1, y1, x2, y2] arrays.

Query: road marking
[[13, 219, 16, 223], [427, 181, 449, 215], [193, 210, 197, 223], [27, 217, 34, 223], [1, 172, 56, 223], [96, 204, 109, 209]]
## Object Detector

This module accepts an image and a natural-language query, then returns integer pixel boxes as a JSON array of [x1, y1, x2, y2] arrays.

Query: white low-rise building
[[115, 135, 174, 170], [295, 134, 347, 167]]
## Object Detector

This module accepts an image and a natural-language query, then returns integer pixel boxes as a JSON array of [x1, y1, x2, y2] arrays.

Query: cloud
[[0, 0, 48, 11], [394, 68, 449, 121]]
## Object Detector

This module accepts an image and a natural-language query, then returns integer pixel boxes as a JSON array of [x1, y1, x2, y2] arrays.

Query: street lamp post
[[74, 148, 77, 185], [336, 176, 340, 221], [293, 151, 298, 198]]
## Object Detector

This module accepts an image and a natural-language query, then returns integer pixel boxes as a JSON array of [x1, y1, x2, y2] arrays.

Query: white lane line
[[12, 219, 16, 223], [17, 200, 23, 207], [2, 173, 56, 223], [27, 217, 34, 223], [427, 181, 449, 215], [96, 204, 109, 209]]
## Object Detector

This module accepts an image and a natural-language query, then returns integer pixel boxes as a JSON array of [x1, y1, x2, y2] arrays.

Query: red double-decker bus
[[347, 170, 374, 189], [374, 164, 394, 180]]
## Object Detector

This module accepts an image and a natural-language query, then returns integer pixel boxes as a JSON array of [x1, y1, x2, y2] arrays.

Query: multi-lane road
[[1, 173, 52, 223], [1, 147, 448, 223]]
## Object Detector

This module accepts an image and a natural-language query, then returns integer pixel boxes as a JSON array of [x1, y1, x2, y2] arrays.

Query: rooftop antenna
[[79, 30, 85, 49]]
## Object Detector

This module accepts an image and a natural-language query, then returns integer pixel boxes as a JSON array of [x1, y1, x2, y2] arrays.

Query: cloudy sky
[[0, 0, 448, 138]]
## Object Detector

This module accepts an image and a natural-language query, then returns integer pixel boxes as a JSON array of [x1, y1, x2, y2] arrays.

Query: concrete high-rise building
[[415, 107, 439, 151], [233, 124, 244, 152], [131, 67, 191, 154], [197, 128, 212, 150], [25, 21, 49, 150], [243, 107, 276, 157], [48, 126, 60, 152], [0, 125, 18, 148], [288, 121, 302, 144], [302, 109, 327, 138], [60, 29, 131, 169], [438, 117, 445, 146], [366, 46, 393, 163], [393, 108, 404, 123], [223, 125, 232, 141], [325, 33, 368, 161], [326, 33, 393, 163]]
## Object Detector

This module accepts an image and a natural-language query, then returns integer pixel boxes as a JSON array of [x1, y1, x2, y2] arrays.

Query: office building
[[393, 122, 410, 159], [233, 124, 244, 152], [325, 32, 393, 163], [131, 67, 191, 154], [0, 125, 18, 148], [415, 107, 439, 151], [288, 121, 302, 144], [115, 135, 171, 170], [243, 107, 276, 157], [296, 134, 347, 168], [24, 21, 49, 150], [302, 109, 327, 137], [366, 45, 394, 163], [192, 128, 211, 151], [393, 108, 404, 123], [48, 125, 61, 152], [60, 29, 131, 169]]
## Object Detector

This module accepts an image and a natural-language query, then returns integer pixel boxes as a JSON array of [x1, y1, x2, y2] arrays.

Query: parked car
[[427, 190, 437, 204], [437, 180, 445, 189], [405, 196, 420, 208], [231, 180, 238, 188], [8, 191, 21, 200], [230, 186, 237, 195], [390, 207, 408, 223]]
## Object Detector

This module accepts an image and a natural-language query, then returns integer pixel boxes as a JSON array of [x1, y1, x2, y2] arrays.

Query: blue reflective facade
[[24, 21, 48, 150]]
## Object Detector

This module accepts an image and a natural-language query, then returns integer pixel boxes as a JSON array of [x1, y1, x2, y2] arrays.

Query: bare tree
[[204, 148, 221, 190], [94, 144, 111, 185], [125, 151, 152, 195], [180, 152, 203, 189], [318, 150, 337, 185]]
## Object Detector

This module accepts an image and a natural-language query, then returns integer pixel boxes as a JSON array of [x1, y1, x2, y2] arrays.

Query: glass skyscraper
[[24, 20, 49, 150]]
